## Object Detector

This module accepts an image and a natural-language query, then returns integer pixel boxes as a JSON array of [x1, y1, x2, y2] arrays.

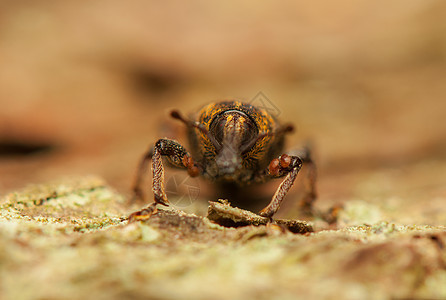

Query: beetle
[[128, 100, 317, 221]]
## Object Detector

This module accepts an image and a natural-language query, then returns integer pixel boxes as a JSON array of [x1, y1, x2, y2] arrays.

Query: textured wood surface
[[1, 1, 446, 299]]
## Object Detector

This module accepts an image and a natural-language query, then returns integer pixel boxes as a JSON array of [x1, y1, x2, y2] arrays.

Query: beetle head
[[209, 110, 258, 175]]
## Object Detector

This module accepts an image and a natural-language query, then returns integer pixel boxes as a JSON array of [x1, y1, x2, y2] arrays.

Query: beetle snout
[[215, 146, 242, 175]]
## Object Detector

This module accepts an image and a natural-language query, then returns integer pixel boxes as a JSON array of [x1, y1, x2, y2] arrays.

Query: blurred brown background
[[1, 0, 445, 224]]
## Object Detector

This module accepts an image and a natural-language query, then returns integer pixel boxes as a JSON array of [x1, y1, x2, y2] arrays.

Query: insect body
[[129, 100, 316, 221]]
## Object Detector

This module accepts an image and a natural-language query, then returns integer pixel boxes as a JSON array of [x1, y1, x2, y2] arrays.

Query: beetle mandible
[[129, 100, 317, 221]]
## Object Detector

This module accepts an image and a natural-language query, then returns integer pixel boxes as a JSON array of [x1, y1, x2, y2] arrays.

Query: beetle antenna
[[170, 110, 209, 135], [279, 124, 294, 134]]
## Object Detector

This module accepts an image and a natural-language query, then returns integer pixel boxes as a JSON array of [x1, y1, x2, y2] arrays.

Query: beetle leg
[[128, 202, 158, 222], [128, 138, 200, 222], [258, 154, 303, 218]]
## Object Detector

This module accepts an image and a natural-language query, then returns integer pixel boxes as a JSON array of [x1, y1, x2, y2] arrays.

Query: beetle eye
[[210, 118, 226, 146], [240, 119, 258, 151]]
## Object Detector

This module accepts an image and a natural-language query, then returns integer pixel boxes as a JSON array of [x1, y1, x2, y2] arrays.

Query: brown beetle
[[129, 100, 316, 221]]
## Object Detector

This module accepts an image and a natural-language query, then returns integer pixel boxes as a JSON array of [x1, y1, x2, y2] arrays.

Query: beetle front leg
[[258, 154, 303, 218], [128, 138, 200, 222]]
